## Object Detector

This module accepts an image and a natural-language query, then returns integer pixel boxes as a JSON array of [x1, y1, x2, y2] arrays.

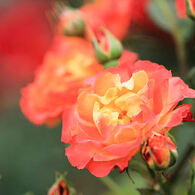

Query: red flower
[[80, 0, 133, 40], [61, 59, 195, 177], [20, 36, 103, 126], [176, 0, 187, 18], [0, 1, 53, 90]]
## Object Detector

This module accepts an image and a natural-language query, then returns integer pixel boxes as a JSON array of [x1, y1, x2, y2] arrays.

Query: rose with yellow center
[[61, 60, 195, 177]]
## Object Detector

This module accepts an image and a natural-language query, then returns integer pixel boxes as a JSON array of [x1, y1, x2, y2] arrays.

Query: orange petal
[[77, 91, 99, 123], [94, 72, 121, 96]]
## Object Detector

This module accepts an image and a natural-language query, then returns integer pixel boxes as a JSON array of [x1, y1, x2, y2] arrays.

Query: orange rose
[[20, 36, 103, 126], [142, 133, 178, 170], [61, 59, 195, 177]]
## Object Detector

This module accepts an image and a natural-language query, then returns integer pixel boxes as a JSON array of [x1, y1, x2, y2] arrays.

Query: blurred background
[[0, 0, 195, 194]]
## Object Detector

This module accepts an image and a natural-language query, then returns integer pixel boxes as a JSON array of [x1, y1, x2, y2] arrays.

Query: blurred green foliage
[[0, 0, 195, 194]]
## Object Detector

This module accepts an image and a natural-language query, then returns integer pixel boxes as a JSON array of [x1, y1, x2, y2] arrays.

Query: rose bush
[[61, 59, 195, 177]]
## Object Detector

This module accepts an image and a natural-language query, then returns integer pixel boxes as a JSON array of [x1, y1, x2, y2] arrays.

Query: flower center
[[93, 70, 149, 125]]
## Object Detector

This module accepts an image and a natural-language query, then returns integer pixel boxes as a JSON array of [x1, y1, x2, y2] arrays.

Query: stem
[[169, 145, 195, 183], [99, 176, 122, 195], [155, 0, 188, 77], [126, 168, 135, 184]]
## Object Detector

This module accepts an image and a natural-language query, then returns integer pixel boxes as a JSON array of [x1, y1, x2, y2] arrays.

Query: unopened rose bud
[[57, 10, 85, 36], [186, 0, 195, 19], [142, 133, 178, 170], [48, 174, 73, 195], [92, 28, 123, 64]]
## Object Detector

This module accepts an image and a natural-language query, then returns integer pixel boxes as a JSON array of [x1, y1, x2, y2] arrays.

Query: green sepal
[[49, 172, 76, 195], [107, 30, 123, 60], [92, 28, 123, 63], [92, 39, 110, 63], [140, 148, 156, 179], [166, 131, 177, 145], [103, 60, 119, 69], [64, 14, 85, 37], [169, 149, 178, 168]]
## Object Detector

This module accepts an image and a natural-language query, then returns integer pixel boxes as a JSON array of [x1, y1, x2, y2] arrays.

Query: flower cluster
[[20, 0, 195, 179]]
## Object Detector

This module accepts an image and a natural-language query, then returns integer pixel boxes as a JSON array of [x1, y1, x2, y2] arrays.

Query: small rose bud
[[48, 174, 72, 195], [142, 133, 178, 170], [57, 9, 85, 36], [92, 28, 123, 64], [186, 0, 195, 19]]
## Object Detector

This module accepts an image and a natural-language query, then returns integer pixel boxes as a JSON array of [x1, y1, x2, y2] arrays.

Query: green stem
[[155, 0, 188, 77], [99, 176, 122, 195], [169, 145, 195, 183]]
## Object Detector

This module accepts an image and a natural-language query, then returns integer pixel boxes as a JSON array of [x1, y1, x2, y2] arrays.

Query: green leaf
[[148, 0, 195, 41], [104, 60, 119, 69]]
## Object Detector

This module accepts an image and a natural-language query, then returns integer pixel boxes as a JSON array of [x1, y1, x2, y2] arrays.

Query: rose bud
[[186, 0, 195, 19], [142, 133, 178, 170], [92, 28, 123, 64], [48, 174, 74, 195], [57, 9, 85, 36]]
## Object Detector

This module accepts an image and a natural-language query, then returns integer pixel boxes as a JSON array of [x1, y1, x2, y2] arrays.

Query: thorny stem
[[99, 176, 122, 195], [155, 0, 188, 77]]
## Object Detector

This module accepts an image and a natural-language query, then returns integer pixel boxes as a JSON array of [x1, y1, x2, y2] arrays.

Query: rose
[[142, 133, 178, 170], [20, 36, 103, 126], [81, 0, 133, 40], [61, 59, 195, 177]]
